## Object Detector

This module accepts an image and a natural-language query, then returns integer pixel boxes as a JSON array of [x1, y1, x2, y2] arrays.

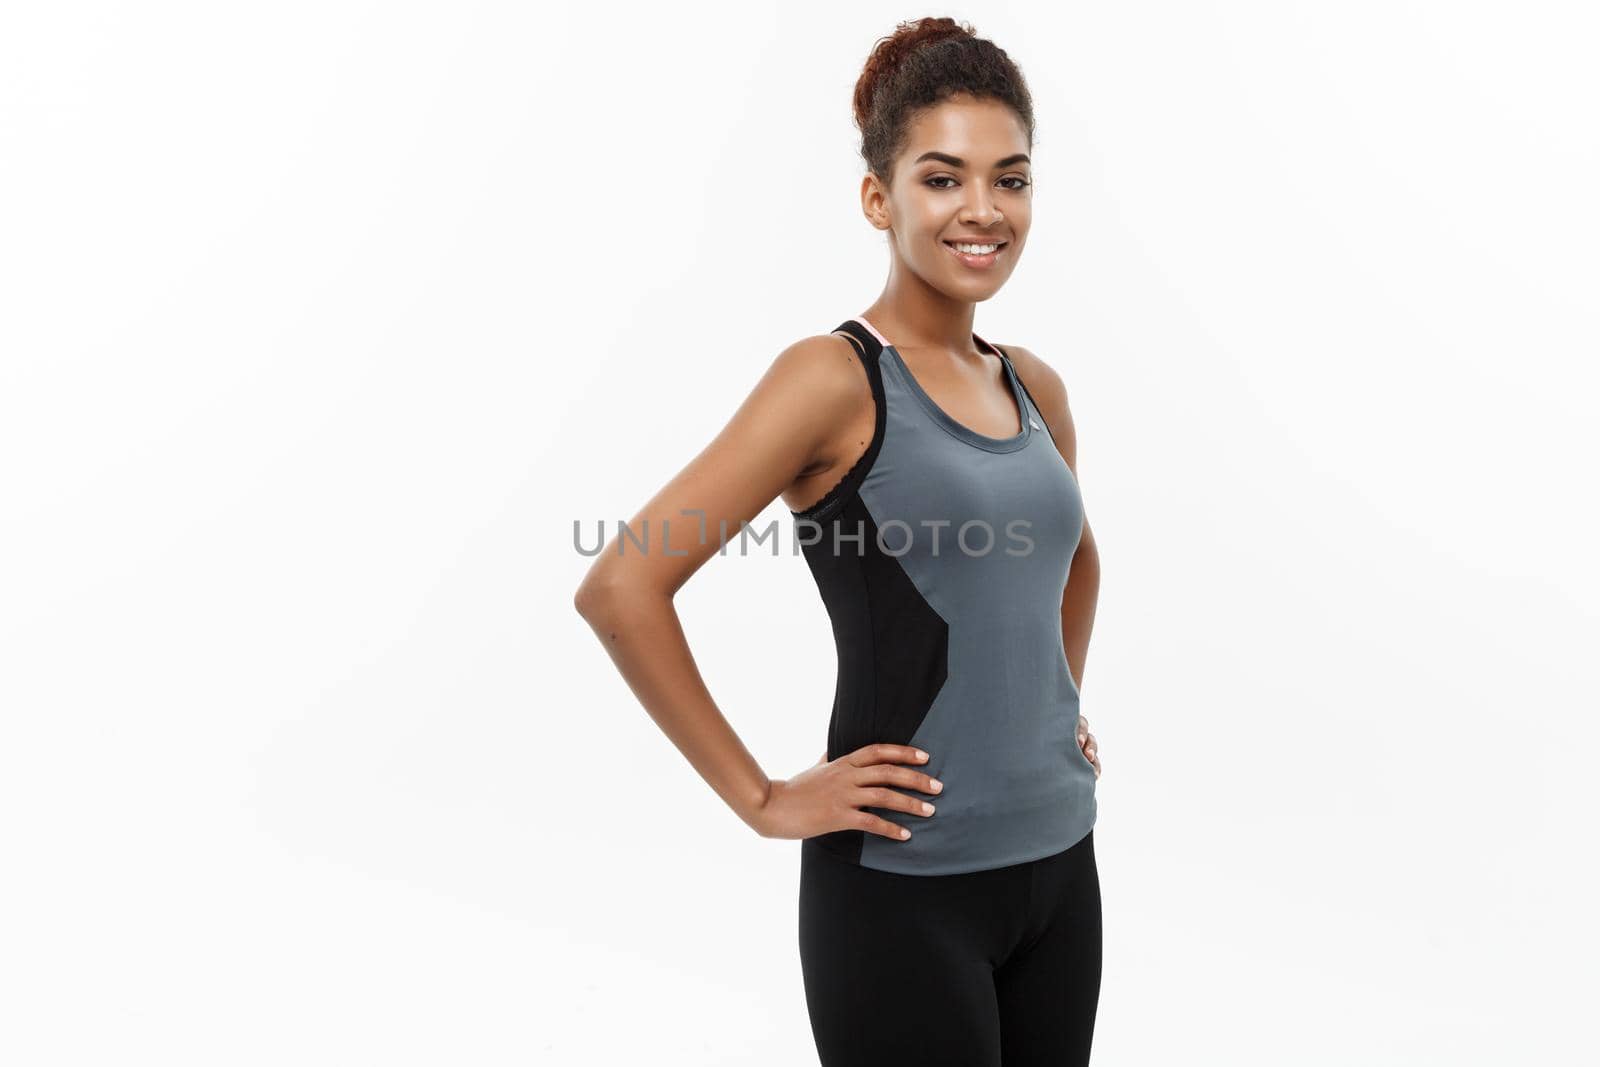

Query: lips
[[942, 240, 1008, 269]]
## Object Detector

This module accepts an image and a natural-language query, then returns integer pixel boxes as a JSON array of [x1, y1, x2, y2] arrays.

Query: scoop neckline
[[872, 326, 1033, 453]]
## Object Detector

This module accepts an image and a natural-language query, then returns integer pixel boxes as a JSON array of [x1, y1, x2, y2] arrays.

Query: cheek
[[896, 216, 947, 257], [893, 194, 943, 229]]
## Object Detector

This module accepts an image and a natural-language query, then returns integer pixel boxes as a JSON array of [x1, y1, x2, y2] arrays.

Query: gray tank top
[[792, 316, 1095, 876]]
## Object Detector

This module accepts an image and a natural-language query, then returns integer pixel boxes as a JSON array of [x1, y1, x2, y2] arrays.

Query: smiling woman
[[857, 118, 1036, 303], [574, 15, 1103, 1067]]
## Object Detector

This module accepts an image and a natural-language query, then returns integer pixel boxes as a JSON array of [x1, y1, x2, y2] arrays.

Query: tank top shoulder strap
[[976, 335, 1055, 443]]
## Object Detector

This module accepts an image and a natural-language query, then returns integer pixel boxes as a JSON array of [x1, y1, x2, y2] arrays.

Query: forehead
[[899, 96, 1029, 161]]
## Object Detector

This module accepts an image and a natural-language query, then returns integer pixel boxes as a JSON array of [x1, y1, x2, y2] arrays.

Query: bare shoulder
[[765, 330, 869, 406], [759, 329, 871, 436], [730, 329, 876, 475]]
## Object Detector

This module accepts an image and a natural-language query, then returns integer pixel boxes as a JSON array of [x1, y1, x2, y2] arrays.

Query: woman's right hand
[[752, 744, 943, 842]]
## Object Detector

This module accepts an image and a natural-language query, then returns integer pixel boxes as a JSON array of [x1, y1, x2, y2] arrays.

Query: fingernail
[[930, 779, 943, 792], [915, 750, 927, 761], [900, 827, 911, 839], [921, 802, 935, 815]]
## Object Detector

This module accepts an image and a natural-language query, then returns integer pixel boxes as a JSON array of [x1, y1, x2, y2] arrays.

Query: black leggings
[[798, 830, 1101, 1066]]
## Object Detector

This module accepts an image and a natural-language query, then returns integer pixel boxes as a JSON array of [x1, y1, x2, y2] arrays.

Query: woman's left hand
[[1077, 714, 1101, 779]]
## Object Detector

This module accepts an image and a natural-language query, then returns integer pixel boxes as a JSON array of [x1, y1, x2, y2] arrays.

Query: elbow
[[574, 571, 638, 627], [576, 562, 670, 629], [574, 577, 610, 623]]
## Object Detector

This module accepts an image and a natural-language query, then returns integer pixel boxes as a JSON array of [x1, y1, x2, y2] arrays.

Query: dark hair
[[851, 17, 1035, 187]]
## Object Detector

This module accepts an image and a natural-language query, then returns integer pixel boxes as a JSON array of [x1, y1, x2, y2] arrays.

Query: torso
[[790, 315, 1095, 877]]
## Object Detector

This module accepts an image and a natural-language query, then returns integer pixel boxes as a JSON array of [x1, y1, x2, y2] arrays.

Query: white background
[[4, 2, 1597, 1064]]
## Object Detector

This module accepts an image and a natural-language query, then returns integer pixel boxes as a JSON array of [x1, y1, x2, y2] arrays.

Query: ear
[[861, 173, 891, 231]]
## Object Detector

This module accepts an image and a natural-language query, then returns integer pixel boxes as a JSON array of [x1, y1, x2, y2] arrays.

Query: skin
[[574, 92, 1102, 847]]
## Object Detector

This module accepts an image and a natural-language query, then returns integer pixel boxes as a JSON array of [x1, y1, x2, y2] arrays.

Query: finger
[[853, 763, 944, 796], [851, 808, 914, 841], [849, 743, 928, 767], [858, 785, 937, 818]]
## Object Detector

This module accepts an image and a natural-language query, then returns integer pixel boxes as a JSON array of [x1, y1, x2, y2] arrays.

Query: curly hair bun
[[851, 18, 1034, 184]]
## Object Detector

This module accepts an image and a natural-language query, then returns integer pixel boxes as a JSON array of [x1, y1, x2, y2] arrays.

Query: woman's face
[[869, 95, 1033, 301]]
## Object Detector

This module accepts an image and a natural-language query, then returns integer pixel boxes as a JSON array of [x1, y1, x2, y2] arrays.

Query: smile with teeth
[[943, 239, 1008, 267]]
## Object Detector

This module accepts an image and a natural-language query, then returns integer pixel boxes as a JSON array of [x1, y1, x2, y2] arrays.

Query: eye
[[924, 174, 1032, 190]]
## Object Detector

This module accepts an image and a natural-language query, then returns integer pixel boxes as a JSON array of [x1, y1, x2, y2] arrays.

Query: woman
[[575, 17, 1104, 1065]]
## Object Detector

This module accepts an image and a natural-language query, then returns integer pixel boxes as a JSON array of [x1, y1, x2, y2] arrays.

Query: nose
[[960, 188, 1002, 227]]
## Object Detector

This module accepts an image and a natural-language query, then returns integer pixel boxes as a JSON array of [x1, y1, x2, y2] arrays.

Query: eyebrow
[[913, 151, 1031, 169]]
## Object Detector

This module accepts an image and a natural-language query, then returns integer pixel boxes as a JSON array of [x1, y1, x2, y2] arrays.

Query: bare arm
[[573, 333, 941, 839]]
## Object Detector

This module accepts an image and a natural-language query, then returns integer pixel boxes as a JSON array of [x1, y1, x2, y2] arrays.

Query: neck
[[863, 270, 980, 353]]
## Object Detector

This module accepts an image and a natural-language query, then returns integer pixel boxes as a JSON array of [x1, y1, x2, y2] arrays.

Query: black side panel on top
[[799, 486, 949, 865]]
